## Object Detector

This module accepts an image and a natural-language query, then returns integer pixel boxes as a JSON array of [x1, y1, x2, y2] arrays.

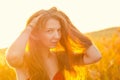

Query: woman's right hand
[[27, 15, 42, 31]]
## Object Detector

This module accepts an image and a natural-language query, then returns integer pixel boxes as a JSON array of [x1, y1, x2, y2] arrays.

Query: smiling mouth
[[51, 41, 58, 45]]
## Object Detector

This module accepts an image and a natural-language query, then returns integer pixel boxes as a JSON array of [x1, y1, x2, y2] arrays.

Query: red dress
[[53, 71, 65, 80]]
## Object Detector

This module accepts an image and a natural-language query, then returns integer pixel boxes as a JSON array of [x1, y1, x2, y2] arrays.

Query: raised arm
[[6, 16, 39, 67], [83, 44, 102, 65], [72, 44, 102, 65], [6, 26, 32, 67]]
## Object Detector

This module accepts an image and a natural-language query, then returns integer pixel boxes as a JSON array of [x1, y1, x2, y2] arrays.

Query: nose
[[54, 31, 61, 40]]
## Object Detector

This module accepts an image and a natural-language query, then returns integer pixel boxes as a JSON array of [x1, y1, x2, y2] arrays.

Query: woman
[[6, 7, 102, 80]]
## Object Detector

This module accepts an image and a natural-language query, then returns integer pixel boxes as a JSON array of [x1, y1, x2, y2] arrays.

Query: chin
[[49, 45, 57, 48], [50, 46, 56, 48]]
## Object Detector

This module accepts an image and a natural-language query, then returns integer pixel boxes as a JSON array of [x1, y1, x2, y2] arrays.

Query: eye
[[47, 29, 53, 33], [58, 29, 61, 33]]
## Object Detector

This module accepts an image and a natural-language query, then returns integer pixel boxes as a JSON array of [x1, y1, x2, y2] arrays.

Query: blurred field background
[[0, 27, 120, 80]]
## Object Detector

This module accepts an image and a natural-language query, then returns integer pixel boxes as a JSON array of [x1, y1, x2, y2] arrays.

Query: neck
[[38, 44, 52, 59]]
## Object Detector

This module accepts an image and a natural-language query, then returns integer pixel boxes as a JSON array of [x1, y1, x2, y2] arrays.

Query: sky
[[0, 0, 120, 48]]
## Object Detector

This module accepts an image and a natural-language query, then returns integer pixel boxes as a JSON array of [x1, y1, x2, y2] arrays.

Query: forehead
[[45, 18, 61, 29]]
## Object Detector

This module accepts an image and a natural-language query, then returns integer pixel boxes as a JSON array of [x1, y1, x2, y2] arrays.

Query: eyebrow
[[47, 27, 61, 30]]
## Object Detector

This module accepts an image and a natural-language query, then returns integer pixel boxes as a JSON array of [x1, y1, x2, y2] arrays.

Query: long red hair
[[25, 7, 92, 80]]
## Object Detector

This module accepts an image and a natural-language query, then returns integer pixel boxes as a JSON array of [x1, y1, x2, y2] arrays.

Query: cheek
[[39, 34, 52, 42]]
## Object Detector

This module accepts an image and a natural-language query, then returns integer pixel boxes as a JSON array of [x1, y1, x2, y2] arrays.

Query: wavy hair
[[25, 7, 92, 80]]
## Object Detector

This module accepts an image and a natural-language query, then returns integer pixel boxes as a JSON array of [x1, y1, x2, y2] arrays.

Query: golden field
[[0, 27, 120, 80]]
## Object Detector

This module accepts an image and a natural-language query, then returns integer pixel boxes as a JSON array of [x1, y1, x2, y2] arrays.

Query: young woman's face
[[38, 18, 61, 48]]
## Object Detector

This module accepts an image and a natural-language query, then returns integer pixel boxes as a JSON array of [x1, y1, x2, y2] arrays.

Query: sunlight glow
[[0, 0, 120, 48]]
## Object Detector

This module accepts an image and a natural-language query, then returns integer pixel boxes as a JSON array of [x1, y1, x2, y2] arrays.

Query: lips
[[51, 41, 58, 45], [52, 42, 57, 44]]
